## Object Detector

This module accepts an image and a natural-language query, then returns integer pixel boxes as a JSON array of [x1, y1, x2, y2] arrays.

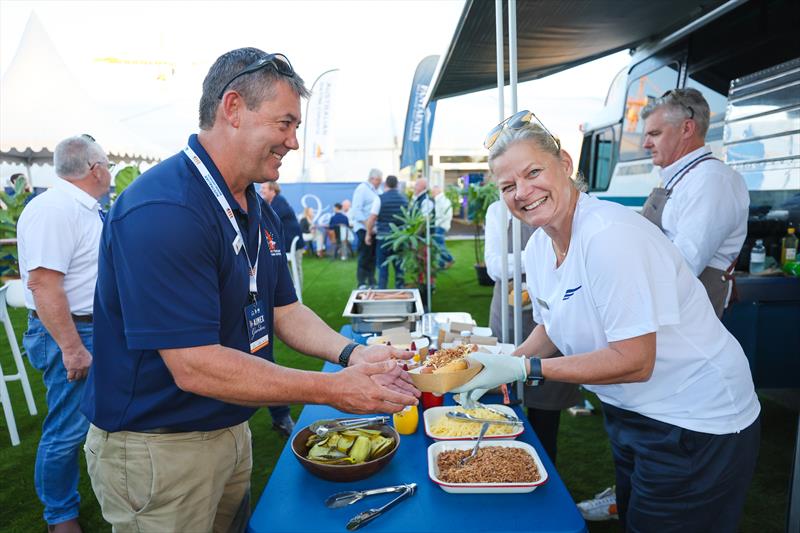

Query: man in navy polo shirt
[[81, 47, 419, 533]]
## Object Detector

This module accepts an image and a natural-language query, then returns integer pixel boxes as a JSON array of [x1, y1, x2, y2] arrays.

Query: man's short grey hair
[[199, 47, 310, 130], [53, 135, 105, 180], [368, 168, 383, 180], [488, 122, 560, 170], [640, 88, 710, 138]]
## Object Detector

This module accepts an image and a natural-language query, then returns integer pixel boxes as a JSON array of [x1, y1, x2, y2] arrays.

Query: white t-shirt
[[17, 179, 103, 315], [526, 193, 759, 434], [484, 200, 530, 282], [660, 145, 749, 275]]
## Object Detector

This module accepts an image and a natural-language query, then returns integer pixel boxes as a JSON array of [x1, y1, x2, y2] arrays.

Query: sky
[[0, 0, 631, 185]]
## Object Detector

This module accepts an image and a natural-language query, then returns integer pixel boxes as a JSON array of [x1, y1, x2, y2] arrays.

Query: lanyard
[[664, 151, 713, 190], [183, 145, 261, 295]]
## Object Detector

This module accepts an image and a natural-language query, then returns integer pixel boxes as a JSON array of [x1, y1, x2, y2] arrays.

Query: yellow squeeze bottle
[[393, 405, 419, 435], [781, 227, 798, 266]]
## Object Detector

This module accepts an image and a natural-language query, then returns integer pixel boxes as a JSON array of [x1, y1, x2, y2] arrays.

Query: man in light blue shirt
[[351, 168, 382, 288]]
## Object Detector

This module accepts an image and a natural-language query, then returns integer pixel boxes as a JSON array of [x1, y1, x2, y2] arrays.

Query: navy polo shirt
[[81, 134, 297, 432]]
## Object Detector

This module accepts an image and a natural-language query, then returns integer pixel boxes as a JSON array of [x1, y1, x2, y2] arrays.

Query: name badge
[[245, 299, 269, 353], [232, 235, 243, 255], [536, 297, 550, 310]]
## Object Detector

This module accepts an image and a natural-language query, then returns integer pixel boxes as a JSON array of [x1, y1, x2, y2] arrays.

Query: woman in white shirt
[[454, 111, 760, 532]]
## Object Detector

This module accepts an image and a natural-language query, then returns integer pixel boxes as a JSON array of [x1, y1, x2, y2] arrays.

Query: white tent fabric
[[0, 13, 165, 170]]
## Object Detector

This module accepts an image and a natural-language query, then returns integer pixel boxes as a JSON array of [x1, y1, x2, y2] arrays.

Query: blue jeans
[[433, 227, 453, 267], [376, 238, 404, 289], [23, 316, 91, 525]]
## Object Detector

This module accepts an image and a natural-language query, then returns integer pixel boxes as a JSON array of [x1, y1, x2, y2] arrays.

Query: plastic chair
[[287, 236, 303, 304], [0, 283, 38, 446]]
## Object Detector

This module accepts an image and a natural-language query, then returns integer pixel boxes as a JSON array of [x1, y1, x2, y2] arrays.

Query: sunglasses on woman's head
[[484, 109, 560, 150]]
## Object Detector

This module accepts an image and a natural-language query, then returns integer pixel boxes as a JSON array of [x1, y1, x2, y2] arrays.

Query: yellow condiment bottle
[[393, 405, 419, 435]]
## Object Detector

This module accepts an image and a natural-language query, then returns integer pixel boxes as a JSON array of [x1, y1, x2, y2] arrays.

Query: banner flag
[[306, 70, 338, 164], [400, 55, 439, 170]]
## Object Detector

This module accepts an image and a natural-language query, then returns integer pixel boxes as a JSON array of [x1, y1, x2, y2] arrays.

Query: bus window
[[589, 126, 619, 191], [620, 63, 680, 161]]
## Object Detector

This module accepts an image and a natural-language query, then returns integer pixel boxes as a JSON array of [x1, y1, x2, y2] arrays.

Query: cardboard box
[[409, 359, 483, 394]]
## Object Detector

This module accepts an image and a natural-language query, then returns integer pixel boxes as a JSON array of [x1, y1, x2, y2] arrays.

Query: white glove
[[450, 352, 527, 403]]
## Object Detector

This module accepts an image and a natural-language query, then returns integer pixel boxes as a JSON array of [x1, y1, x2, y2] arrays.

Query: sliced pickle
[[336, 434, 355, 453], [348, 436, 371, 463]]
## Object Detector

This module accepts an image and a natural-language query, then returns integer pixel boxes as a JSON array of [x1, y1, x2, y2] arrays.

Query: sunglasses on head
[[484, 109, 560, 150], [217, 53, 295, 99], [660, 89, 695, 119]]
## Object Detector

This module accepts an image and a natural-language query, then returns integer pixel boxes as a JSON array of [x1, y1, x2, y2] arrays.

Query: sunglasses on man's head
[[484, 109, 560, 150], [660, 89, 695, 119], [217, 53, 295, 99]]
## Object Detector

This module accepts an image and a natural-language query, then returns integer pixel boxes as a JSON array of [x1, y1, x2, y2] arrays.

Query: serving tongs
[[446, 411, 523, 426], [453, 395, 521, 422], [309, 416, 389, 437], [325, 483, 415, 508], [342, 483, 417, 530]]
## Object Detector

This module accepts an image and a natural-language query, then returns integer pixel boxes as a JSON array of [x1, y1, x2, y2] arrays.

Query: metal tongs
[[335, 483, 417, 530], [446, 411, 522, 426], [308, 416, 389, 437], [454, 395, 521, 422]]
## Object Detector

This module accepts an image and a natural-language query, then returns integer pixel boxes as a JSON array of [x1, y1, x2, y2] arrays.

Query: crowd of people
[[10, 43, 760, 533]]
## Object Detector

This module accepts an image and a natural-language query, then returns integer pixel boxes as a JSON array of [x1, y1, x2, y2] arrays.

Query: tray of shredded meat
[[427, 440, 548, 493]]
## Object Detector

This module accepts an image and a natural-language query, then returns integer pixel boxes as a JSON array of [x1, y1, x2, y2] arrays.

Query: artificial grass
[[0, 240, 793, 532]]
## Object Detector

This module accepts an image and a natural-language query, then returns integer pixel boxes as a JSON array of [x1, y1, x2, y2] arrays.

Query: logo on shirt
[[562, 285, 582, 301], [264, 228, 282, 256]]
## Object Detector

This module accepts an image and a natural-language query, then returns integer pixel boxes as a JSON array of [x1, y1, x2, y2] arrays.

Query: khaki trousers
[[85, 421, 252, 533]]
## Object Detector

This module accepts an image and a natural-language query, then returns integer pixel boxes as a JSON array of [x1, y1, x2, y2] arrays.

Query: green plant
[[466, 181, 498, 265], [444, 184, 462, 216], [381, 204, 441, 287], [0, 177, 33, 278], [112, 164, 141, 200]]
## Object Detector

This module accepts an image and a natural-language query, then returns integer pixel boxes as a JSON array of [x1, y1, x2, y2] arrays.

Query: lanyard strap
[[183, 145, 261, 294], [664, 151, 713, 190]]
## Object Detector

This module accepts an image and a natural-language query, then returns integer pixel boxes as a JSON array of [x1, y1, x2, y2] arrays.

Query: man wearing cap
[[81, 48, 418, 532], [641, 88, 748, 317], [351, 168, 382, 288], [17, 134, 111, 533]]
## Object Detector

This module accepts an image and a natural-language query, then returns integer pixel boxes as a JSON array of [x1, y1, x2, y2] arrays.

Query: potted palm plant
[[0, 176, 33, 280], [381, 204, 441, 309], [466, 180, 498, 286]]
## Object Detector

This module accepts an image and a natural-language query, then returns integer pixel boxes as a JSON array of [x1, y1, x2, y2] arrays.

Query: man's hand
[[369, 362, 420, 398], [364, 233, 373, 245], [331, 360, 419, 414], [62, 346, 92, 381], [350, 344, 414, 365]]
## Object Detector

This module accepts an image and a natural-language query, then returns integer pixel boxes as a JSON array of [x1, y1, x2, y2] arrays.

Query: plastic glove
[[450, 352, 527, 404]]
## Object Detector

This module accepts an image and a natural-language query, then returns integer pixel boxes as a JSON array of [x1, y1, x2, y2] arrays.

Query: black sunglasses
[[217, 53, 294, 99], [661, 89, 694, 119]]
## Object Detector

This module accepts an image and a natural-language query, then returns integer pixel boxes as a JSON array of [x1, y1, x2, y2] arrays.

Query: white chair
[[0, 283, 37, 446], [286, 236, 303, 304]]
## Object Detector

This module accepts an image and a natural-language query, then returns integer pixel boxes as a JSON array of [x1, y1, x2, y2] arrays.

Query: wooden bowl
[[290, 420, 399, 482]]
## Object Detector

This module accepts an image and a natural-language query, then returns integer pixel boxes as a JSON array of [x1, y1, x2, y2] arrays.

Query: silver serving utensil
[[475, 402, 521, 422], [308, 416, 389, 437], [325, 484, 412, 509], [446, 411, 523, 426], [461, 422, 490, 466], [345, 483, 417, 530]]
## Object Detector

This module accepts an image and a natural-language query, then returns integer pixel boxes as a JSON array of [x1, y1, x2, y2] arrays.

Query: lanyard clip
[[248, 292, 258, 305]]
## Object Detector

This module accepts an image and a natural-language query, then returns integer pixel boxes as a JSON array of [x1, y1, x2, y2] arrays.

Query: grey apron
[[488, 219, 582, 410], [642, 153, 734, 318]]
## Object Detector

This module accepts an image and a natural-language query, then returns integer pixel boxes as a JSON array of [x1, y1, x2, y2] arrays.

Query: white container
[[423, 405, 523, 441], [427, 439, 549, 494]]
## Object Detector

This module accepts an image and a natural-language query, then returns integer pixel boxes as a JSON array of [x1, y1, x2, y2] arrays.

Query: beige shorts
[[85, 421, 252, 533]]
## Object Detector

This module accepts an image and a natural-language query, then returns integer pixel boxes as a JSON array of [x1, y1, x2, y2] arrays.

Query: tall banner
[[302, 69, 338, 180], [400, 55, 439, 170]]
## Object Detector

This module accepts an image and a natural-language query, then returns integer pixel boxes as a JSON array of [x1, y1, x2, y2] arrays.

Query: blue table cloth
[[247, 326, 587, 533]]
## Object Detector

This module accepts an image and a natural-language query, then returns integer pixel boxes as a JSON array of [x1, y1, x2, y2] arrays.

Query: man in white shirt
[[641, 88, 749, 317], [17, 134, 111, 533], [431, 186, 454, 268], [351, 168, 382, 288]]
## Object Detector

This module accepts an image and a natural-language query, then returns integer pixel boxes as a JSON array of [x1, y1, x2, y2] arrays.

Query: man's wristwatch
[[338, 342, 359, 367], [526, 356, 545, 386]]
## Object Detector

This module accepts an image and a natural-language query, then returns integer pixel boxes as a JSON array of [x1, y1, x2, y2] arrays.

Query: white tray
[[423, 405, 523, 441], [427, 439, 549, 493]]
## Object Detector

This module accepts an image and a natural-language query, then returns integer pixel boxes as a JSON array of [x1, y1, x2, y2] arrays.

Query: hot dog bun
[[433, 359, 468, 374]]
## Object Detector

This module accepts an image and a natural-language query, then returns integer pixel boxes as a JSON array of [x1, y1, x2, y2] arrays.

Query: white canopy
[[0, 13, 164, 172]]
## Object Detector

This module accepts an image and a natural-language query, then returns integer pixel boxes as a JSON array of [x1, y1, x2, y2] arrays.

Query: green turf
[[0, 240, 793, 532]]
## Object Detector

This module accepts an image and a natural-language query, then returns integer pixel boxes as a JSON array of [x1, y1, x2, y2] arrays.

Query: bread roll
[[433, 359, 468, 374]]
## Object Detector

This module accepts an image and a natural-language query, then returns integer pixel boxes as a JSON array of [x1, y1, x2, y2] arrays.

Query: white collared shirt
[[484, 200, 529, 281], [660, 146, 749, 275], [17, 179, 103, 314], [525, 194, 759, 434], [433, 193, 453, 231], [351, 181, 380, 232]]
